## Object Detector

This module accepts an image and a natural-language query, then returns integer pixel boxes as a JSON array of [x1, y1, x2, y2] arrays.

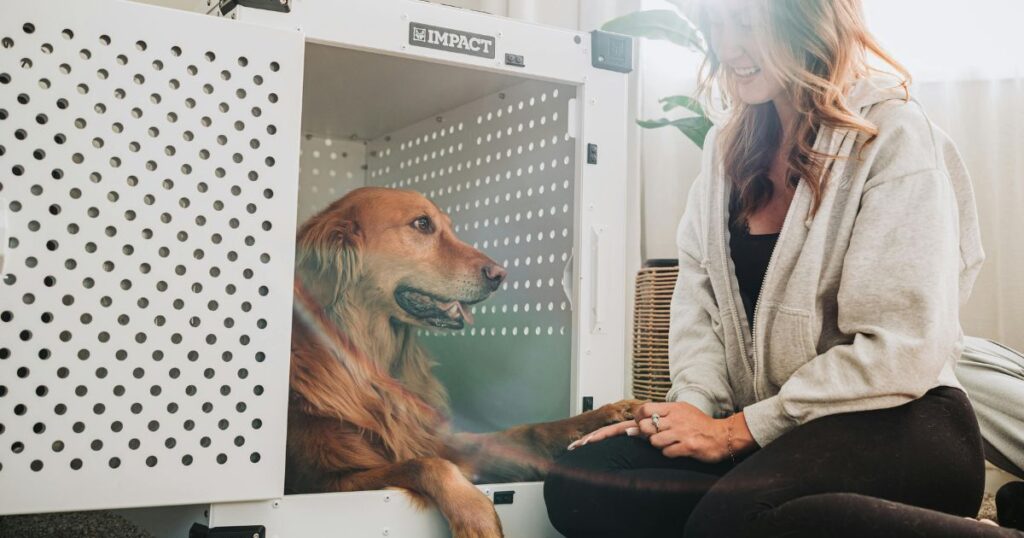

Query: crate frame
[[0, 0, 638, 533]]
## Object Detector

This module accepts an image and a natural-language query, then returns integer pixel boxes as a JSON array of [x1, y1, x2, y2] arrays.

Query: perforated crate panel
[[0, 0, 302, 514], [297, 134, 365, 225], [366, 79, 577, 432]]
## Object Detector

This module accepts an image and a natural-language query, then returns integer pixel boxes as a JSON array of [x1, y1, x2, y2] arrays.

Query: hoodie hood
[[846, 74, 912, 113]]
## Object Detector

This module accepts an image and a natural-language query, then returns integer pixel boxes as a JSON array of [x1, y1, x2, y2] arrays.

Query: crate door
[[0, 0, 302, 514]]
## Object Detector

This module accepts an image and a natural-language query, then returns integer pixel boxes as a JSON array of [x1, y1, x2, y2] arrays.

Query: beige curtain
[[916, 79, 1024, 349]]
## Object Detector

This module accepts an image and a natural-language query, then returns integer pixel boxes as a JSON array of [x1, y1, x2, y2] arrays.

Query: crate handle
[[589, 225, 604, 333]]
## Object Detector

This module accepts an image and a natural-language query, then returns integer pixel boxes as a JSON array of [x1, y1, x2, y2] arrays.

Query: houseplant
[[602, 1, 713, 149]]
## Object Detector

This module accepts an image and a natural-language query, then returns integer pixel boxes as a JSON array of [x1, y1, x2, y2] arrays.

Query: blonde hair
[[694, 0, 910, 226]]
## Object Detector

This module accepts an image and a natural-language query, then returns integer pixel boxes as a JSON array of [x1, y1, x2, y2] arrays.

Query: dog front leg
[[327, 457, 503, 538], [449, 398, 645, 483]]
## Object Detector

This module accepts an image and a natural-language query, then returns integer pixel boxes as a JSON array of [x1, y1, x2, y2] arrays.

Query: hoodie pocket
[[764, 304, 817, 388]]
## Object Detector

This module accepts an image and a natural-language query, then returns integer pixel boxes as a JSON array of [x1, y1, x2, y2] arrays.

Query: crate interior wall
[[297, 43, 578, 432]]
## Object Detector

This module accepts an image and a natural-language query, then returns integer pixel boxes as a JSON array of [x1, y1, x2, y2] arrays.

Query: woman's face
[[705, 0, 786, 106]]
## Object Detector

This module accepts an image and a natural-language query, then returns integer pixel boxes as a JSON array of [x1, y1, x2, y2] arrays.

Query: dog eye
[[412, 216, 433, 233]]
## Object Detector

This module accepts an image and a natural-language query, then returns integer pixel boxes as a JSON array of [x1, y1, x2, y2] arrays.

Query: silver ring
[[651, 412, 661, 433]]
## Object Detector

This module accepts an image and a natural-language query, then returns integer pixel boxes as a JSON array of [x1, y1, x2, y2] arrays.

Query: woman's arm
[[666, 129, 737, 418]]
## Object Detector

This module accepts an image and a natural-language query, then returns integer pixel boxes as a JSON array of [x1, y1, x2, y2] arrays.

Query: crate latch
[[190, 523, 266, 538], [493, 490, 515, 505]]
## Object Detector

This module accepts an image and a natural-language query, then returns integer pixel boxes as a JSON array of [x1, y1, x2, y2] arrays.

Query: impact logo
[[409, 22, 496, 59]]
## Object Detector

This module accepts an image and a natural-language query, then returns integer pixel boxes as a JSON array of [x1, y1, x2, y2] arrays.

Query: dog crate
[[0, 0, 636, 535]]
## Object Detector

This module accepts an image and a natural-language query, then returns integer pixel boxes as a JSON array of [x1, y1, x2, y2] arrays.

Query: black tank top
[[729, 206, 779, 333]]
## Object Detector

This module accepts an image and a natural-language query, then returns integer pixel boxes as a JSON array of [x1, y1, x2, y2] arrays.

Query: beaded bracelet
[[725, 414, 737, 465]]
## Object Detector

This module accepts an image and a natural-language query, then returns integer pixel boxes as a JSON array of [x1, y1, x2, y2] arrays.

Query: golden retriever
[[286, 187, 639, 537]]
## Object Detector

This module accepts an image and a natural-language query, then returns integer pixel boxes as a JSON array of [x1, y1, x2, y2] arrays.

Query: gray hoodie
[[666, 76, 986, 446]]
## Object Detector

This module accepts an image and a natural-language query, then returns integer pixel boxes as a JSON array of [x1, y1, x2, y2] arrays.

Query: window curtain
[[861, 2, 1024, 347]]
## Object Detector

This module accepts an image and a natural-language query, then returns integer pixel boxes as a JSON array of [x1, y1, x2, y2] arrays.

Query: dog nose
[[482, 264, 507, 290]]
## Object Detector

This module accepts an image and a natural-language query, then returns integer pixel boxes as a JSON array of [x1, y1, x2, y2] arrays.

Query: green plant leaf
[[660, 95, 705, 117], [636, 115, 713, 149], [601, 10, 705, 52]]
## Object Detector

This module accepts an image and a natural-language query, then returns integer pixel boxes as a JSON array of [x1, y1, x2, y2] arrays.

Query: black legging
[[544, 386, 1024, 537]]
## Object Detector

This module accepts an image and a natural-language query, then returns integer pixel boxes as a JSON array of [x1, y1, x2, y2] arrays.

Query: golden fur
[[286, 187, 640, 537]]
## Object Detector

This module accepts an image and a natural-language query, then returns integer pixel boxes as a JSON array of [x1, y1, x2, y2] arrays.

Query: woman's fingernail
[[626, 427, 639, 436]]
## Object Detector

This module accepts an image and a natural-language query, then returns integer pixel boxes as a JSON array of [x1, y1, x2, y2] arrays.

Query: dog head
[[296, 187, 506, 330]]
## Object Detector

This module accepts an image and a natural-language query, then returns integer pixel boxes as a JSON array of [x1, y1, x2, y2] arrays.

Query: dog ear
[[296, 217, 362, 307]]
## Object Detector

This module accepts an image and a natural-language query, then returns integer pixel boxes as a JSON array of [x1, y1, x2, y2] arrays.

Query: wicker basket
[[631, 261, 679, 402]]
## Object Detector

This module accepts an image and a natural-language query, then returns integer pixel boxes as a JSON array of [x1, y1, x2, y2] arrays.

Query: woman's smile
[[731, 64, 763, 79]]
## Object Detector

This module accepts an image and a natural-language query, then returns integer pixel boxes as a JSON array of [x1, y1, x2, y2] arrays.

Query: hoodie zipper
[[748, 179, 804, 400], [720, 188, 756, 383]]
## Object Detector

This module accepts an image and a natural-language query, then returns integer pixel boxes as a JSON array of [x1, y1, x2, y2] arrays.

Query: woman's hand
[[634, 402, 758, 463], [567, 402, 759, 463], [566, 419, 639, 451]]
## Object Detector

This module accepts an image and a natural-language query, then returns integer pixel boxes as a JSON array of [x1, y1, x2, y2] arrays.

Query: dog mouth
[[394, 285, 478, 330]]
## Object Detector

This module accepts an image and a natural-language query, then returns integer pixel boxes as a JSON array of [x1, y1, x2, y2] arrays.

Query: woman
[[543, 0, 1023, 536]]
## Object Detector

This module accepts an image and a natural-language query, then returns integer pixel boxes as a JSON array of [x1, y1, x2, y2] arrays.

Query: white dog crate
[[0, 0, 635, 535]]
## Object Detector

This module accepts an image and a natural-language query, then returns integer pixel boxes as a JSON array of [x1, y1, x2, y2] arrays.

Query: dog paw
[[598, 398, 646, 423]]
